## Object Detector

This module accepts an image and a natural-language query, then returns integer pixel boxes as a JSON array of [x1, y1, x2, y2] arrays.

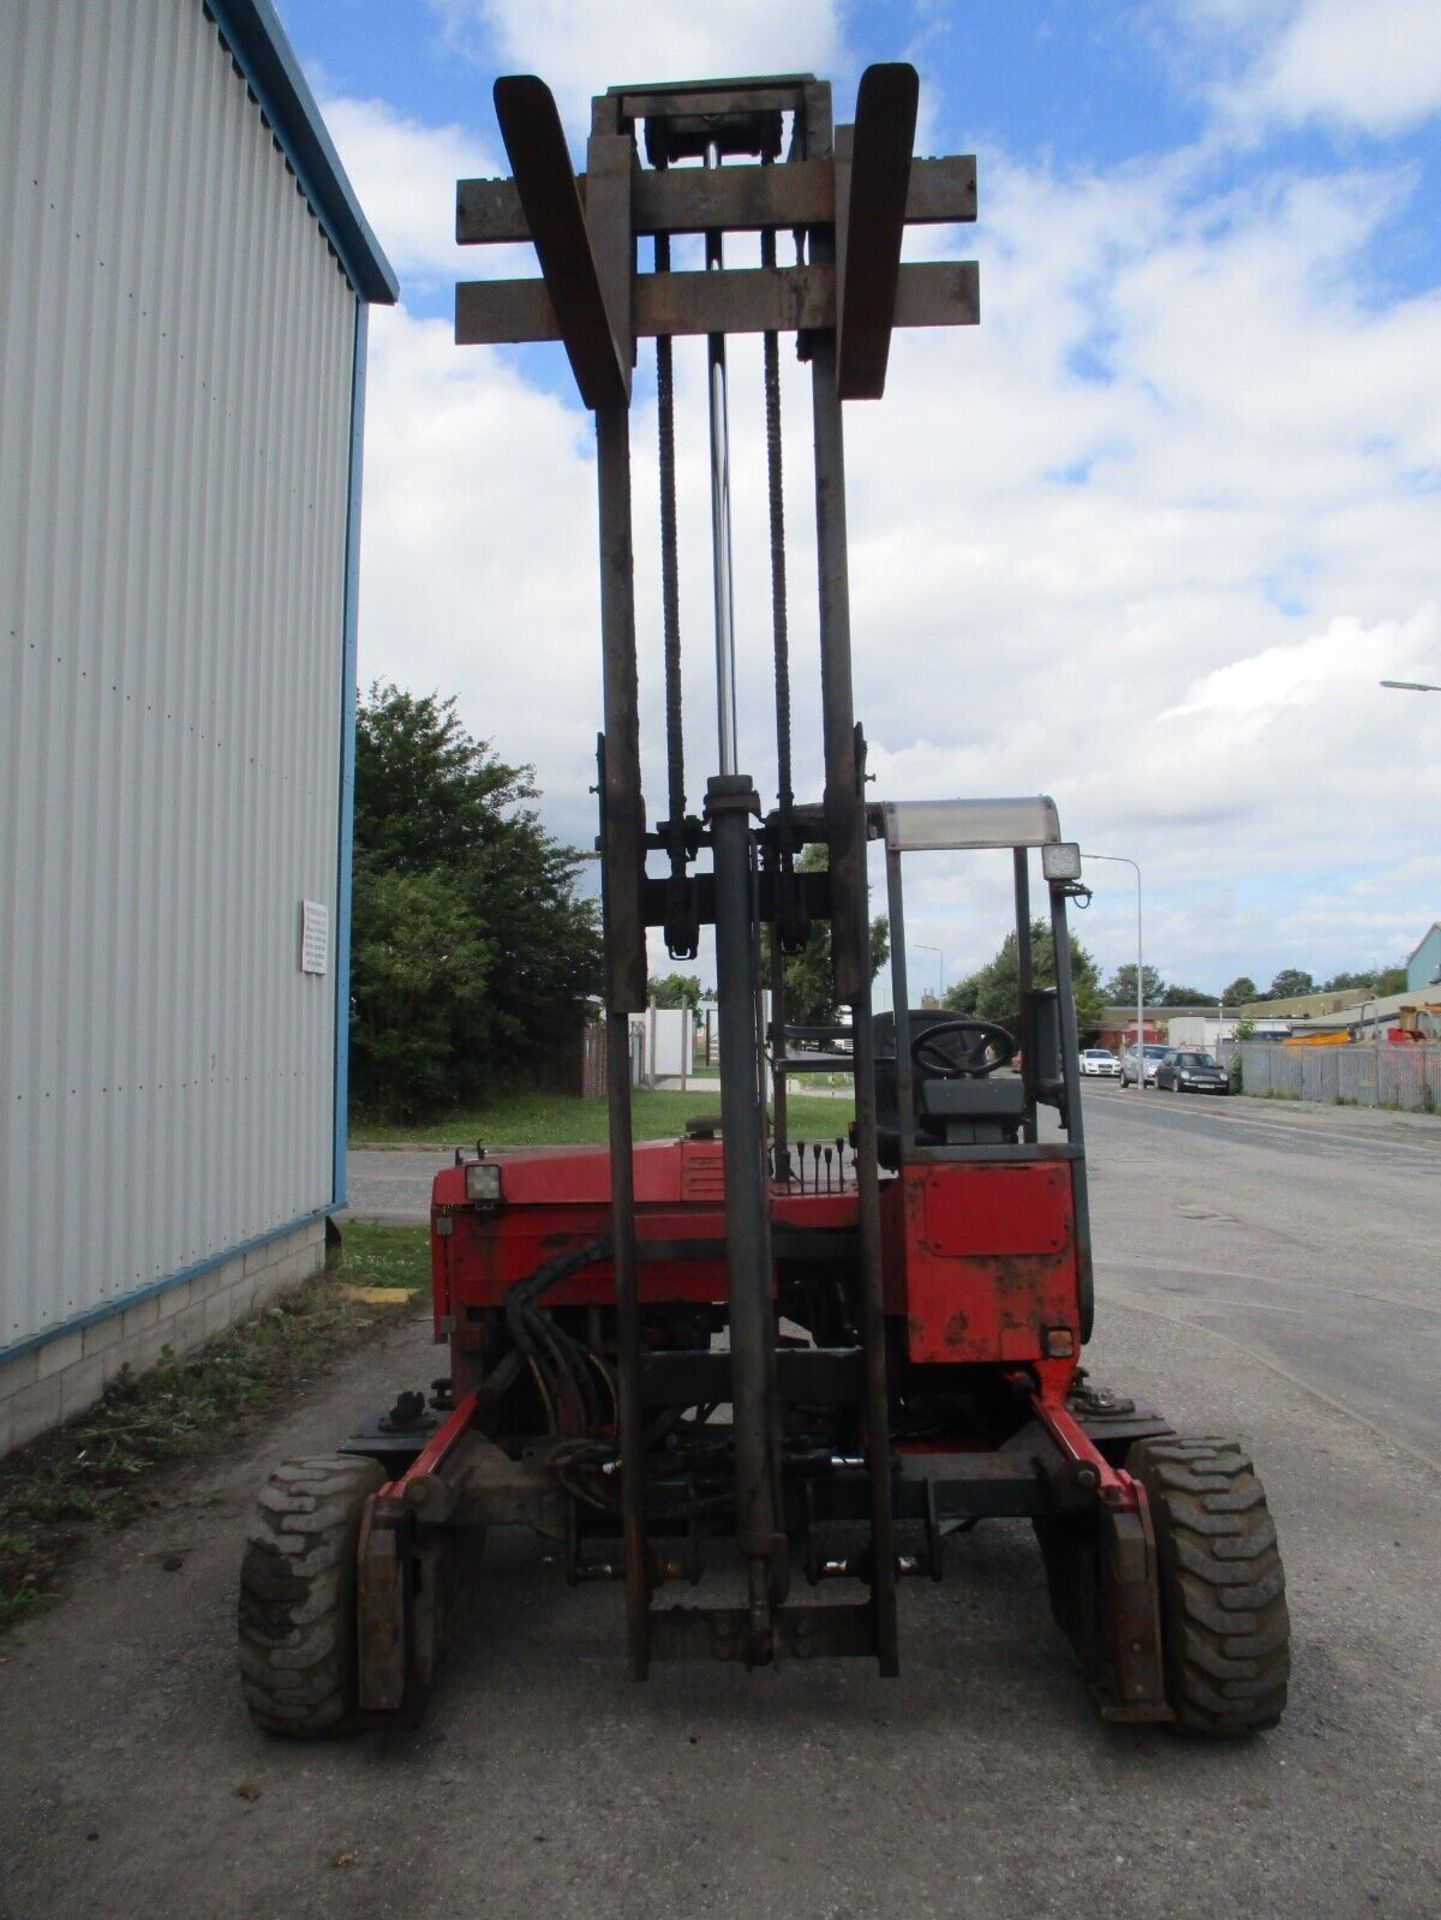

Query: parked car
[[1120, 1043, 1172, 1087], [1155, 1048, 1230, 1095], [1079, 1048, 1121, 1077]]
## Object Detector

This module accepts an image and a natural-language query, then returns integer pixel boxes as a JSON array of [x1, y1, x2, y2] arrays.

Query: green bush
[[350, 686, 602, 1122]]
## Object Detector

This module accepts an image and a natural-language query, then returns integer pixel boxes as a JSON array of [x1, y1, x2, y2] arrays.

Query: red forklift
[[239, 66, 1288, 1737]]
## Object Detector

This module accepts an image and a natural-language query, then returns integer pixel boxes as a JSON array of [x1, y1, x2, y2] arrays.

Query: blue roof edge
[[205, 0, 399, 305]]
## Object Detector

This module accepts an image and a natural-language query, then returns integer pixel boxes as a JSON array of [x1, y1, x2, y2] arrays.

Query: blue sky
[[273, 0, 1441, 997]]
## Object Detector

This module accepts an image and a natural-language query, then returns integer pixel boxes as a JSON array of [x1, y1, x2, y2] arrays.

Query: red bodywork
[[433, 1139, 1079, 1381], [409, 1136, 1166, 1717], [879, 1162, 1079, 1365]]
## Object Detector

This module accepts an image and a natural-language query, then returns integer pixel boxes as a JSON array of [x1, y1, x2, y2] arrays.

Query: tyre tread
[[1130, 1434, 1289, 1737], [237, 1453, 384, 1738]]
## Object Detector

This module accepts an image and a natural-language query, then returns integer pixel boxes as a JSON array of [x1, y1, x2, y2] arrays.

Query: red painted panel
[[881, 1162, 1079, 1365], [432, 1142, 861, 1319], [922, 1163, 1069, 1256]]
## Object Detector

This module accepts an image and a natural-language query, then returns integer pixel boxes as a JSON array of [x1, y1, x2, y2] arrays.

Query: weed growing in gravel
[[0, 1223, 428, 1633]]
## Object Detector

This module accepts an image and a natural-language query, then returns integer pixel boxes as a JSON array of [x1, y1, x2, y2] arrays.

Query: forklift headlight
[[465, 1161, 503, 1204], [1041, 841, 1082, 883]]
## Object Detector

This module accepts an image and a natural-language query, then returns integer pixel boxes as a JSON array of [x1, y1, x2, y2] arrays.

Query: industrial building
[[1407, 923, 1441, 995], [0, 0, 397, 1451]]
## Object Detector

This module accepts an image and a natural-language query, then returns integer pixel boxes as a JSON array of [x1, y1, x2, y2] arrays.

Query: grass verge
[[0, 1223, 428, 1635], [350, 1086, 857, 1149]]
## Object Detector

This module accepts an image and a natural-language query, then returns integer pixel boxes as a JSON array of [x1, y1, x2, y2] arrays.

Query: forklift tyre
[[238, 1455, 385, 1738], [1129, 1437, 1289, 1736]]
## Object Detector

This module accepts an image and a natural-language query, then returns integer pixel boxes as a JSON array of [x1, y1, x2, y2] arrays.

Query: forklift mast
[[454, 67, 979, 1672], [240, 64, 1289, 1741]]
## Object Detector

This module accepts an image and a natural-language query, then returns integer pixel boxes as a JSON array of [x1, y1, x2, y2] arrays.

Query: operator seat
[[872, 1010, 1025, 1168]]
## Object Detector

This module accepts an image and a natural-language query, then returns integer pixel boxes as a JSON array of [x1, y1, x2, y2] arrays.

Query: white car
[[1080, 1049, 1121, 1077], [1121, 1043, 1172, 1087]]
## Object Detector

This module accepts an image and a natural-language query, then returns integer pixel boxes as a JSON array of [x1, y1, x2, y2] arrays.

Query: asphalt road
[[1078, 1083, 1441, 1462], [2, 1095, 1438, 1919]]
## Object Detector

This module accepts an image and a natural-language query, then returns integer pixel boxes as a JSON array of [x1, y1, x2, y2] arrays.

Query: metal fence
[[1227, 1042, 1441, 1111], [579, 1017, 652, 1098]]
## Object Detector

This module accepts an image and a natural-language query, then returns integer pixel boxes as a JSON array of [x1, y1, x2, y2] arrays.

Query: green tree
[[762, 843, 890, 1027], [945, 920, 1105, 1039], [350, 683, 601, 1120], [1266, 968, 1315, 1001], [1221, 975, 1259, 1006], [350, 868, 491, 1116], [354, 685, 530, 870], [1103, 962, 1165, 1007], [1158, 983, 1212, 1007], [649, 971, 702, 1011], [1321, 965, 1406, 996]]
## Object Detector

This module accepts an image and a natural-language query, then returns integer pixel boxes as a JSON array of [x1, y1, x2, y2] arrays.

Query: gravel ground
[[2, 1098, 1438, 1920]]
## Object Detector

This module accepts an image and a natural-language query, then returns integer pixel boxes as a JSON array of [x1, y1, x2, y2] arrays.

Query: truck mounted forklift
[[239, 65, 1289, 1737]]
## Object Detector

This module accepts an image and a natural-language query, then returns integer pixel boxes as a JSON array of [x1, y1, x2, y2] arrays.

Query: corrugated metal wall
[[1233, 1043, 1441, 1111], [1, 0, 360, 1351]]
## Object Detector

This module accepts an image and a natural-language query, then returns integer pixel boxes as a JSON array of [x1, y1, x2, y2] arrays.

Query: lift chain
[[654, 214, 699, 960], [762, 213, 807, 956]]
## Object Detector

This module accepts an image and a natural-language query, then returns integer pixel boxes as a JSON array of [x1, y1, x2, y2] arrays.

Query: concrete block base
[[0, 1220, 328, 1456]]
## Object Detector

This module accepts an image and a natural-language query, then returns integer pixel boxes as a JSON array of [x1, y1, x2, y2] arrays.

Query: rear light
[[465, 1161, 502, 1203]]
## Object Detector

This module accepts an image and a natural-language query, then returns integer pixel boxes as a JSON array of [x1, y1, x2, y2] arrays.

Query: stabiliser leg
[[850, 987, 899, 1674], [593, 398, 650, 1674]]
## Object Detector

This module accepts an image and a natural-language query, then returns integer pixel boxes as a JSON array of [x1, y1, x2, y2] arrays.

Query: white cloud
[[346, 76, 1441, 994], [429, 0, 845, 129], [1163, 610, 1439, 723], [1200, 0, 1441, 138], [356, 310, 602, 834], [319, 94, 542, 299]]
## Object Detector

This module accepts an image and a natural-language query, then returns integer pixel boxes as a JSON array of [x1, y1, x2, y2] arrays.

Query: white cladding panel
[[1, 1, 359, 1350]]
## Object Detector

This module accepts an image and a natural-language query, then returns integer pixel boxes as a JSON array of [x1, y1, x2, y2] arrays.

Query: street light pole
[[913, 942, 944, 1004], [1379, 679, 1441, 693], [1085, 853, 1145, 1093]]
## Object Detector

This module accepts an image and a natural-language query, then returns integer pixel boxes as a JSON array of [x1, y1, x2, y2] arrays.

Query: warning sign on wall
[[300, 900, 329, 975]]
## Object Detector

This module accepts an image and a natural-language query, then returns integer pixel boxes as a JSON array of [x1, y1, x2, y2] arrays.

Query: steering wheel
[[909, 1018, 1016, 1080]]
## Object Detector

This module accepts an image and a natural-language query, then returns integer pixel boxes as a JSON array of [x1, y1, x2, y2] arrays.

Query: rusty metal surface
[[808, 341, 866, 1005], [609, 81, 813, 125], [1048, 875, 1096, 1339], [850, 998, 899, 1674], [649, 1601, 876, 1663], [456, 153, 977, 244], [355, 1507, 407, 1713], [605, 1012, 650, 1679], [706, 780, 783, 1632], [492, 75, 628, 408], [584, 128, 635, 382], [410, 1534, 457, 1692], [1097, 1498, 1172, 1722], [639, 863, 831, 932], [1024, 1390, 1174, 1722], [1014, 851, 1038, 1141], [836, 64, 918, 399], [596, 411, 648, 1011], [444, 62, 996, 1690], [455, 260, 978, 347], [884, 848, 920, 1159], [411, 1434, 568, 1536]]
